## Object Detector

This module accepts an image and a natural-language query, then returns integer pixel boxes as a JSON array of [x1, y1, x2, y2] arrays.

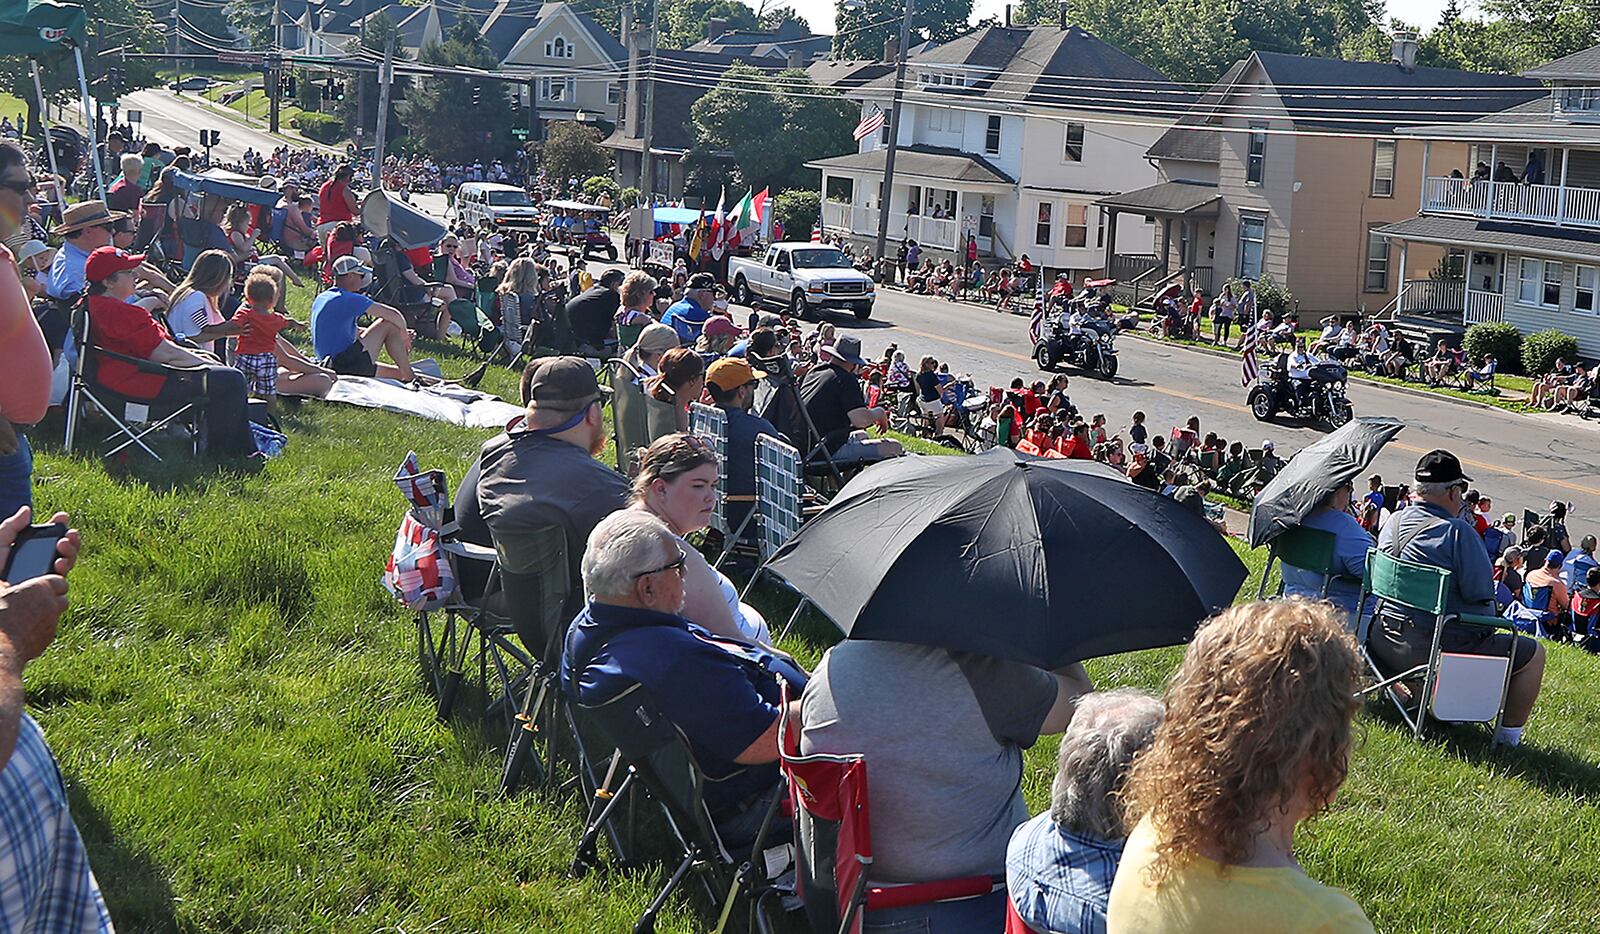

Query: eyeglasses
[[633, 547, 688, 579], [683, 433, 715, 456]]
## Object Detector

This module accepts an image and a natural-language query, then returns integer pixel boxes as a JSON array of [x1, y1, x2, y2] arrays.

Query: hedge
[[1462, 322, 1523, 373], [291, 112, 344, 144], [1521, 328, 1580, 376]]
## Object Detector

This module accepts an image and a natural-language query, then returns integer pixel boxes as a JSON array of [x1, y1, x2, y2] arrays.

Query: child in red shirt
[[229, 272, 302, 411]]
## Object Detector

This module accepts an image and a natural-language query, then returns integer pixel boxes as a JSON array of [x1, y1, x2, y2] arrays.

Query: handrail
[[1136, 266, 1186, 309]]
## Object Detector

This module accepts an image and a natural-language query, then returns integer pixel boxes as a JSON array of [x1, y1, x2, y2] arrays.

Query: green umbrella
[[0, 0, 86, 55]]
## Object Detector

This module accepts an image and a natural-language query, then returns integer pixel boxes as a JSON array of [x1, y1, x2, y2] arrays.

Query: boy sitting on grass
[[230, 271, 304, 412]]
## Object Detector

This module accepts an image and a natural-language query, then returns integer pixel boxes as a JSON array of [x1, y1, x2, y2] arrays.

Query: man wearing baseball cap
[[310, 255, 423, 382], [453, 357, 628, 577], [1373, 448, 1544, 746], [706, 357, 783, 536], [662, 271, 714, 344], [798, 334, 901, 463], [83, 246, 253, 457]]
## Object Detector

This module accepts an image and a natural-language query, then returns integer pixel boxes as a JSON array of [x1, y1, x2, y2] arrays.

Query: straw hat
[[54, 200, 128, 236]]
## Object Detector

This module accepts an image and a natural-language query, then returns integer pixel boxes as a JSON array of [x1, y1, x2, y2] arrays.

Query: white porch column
[[1398, 240, 1409, 312], [1559, 147, 1571, 226], [1487, 144, 1498, 219], [1420, 140, 1431, 213]]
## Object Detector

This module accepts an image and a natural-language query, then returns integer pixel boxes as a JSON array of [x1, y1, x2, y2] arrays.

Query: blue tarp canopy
[[171, 169, 280, 207], [652, 207, 709, 226]]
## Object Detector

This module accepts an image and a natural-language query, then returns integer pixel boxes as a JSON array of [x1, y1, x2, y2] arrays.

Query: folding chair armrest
[[441, 540, 497, 563], [1454, 612, 1517, 633], [864, 875, 1001, 912], [96, 346, 208, 375]]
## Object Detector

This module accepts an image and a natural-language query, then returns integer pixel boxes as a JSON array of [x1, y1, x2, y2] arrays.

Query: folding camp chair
[[618, 321, 646, 353], [1256, 526, 1339, 601], [62, 300, 209, 461], [573, 685, 789, 934], [1356, 549, 1518, 743], [1508, 583, 1563, 640], [776, 685, 1001, 934], [609, 357, 651, 475]]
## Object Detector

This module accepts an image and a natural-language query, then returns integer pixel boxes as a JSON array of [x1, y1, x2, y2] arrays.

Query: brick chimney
[[1058, 0, 1068, 29], [707, 17, 728, 42], [884, 35, 898, 63]]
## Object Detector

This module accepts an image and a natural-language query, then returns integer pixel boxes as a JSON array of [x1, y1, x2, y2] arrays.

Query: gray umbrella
[[1247, 416, 1406, 547]]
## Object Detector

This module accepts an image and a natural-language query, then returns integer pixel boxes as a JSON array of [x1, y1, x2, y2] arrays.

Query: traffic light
[[284, 75, 297, 98], [198, 129, 221, 148], [471, 84, 481, 107], [509, 91, 519, 112], [324, 77, 336, 101], [335, 81, 346, 101]]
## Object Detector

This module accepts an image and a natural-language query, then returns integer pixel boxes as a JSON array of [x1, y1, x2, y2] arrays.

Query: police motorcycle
[[1247, 351, 1354, 429], [1033, 284, 1120, 379]]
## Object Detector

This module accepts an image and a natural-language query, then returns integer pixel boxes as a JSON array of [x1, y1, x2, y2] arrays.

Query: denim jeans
[[0, 431, 32, 519], [862, 887, 1008, 933]]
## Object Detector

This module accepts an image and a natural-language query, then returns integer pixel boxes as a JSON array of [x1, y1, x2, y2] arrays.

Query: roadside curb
[[1119, 328, 1511, 416]]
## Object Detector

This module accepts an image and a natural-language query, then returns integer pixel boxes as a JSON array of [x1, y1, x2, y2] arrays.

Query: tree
[[759, 5, 810, 32], [689, 64, 854, 193], [1418, 2, 1537, 74], [833, 0, 973, 59], [540, 121, 610, 187], [398, 19, 516, 162], [340, 12, 405, 140], [662, 0, 758, 48], [0, 0, 164, 137], [773, 190, 819, 240], [1475, 0, 1600, 69]]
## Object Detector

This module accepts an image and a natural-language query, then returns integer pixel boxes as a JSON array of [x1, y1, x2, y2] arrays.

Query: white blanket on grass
[[321, 376, 523, 428]]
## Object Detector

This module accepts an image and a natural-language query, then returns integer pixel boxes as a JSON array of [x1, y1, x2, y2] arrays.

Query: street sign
[[217, 53, 263, 66], [511, 127, 529, 141], [126, 110, 141, 124]]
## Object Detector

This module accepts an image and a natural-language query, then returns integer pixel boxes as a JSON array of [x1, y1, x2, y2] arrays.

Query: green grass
[[23, 277, 1600, 932], [224, 88, 301, 126]]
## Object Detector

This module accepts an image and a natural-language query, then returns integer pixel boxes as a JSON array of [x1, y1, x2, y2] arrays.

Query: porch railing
[[1464, 289, 1504, 325], [818, 201, 958, 251], [1398, 278, 1466, 316], [1424, 176, 1600, 230]]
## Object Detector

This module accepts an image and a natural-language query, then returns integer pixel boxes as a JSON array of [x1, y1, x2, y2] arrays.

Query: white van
[[453, 182, 539, 231]]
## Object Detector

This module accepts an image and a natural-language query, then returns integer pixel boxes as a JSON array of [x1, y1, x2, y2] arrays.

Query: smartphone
[[1, 523, 66, 584]]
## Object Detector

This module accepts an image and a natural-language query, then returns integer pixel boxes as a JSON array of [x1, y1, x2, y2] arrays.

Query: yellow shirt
[[1107, 818, 1376, 934]]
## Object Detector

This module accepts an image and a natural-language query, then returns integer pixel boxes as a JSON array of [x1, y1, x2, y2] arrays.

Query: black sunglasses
[[633, 547, 688, 580]]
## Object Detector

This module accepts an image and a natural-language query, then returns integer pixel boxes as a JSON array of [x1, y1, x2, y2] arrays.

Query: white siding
[[1502, 251, 1600, 357]]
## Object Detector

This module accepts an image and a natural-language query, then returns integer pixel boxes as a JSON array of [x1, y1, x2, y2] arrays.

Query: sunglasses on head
[[633, 547, 688, 579]]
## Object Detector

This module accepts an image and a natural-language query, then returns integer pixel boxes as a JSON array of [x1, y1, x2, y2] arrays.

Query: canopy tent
[[542, 199, 609, 213], [651, 207, 709, 226], [362, 189, 446, 250], [0, 0, 100, 198], [172, 170, 282, 207]]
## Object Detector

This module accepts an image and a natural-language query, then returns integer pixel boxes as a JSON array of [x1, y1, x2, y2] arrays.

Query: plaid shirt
[[0, 714, 113, 933], [1006, 812, 1123, 934]]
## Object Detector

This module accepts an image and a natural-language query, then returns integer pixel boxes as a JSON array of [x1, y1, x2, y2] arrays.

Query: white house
[[807, 23, 1187, 277]]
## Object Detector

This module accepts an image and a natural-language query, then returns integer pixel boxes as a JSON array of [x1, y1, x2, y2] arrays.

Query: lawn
[[21, 277, 1600, 932]]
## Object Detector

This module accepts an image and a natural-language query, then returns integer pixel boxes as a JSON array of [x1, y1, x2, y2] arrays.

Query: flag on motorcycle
[[854, 103, 886, 142], [1240, 317, 1261, 387], [810, 221, 822, 242], [1027, 272, 1045, 345]]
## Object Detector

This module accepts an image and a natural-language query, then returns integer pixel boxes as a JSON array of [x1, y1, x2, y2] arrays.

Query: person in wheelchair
[[562, 509, 806, 850], [1372, 450, 1546, 747]]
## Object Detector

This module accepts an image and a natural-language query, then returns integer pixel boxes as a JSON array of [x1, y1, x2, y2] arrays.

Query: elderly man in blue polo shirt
[[561, 510, 805, 849], [1372, 449, 1546, 747], [662, 272, 714, 344]]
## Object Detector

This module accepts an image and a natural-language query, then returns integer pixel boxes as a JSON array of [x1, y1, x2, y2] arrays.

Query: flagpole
[[872, 0, 914, 265]]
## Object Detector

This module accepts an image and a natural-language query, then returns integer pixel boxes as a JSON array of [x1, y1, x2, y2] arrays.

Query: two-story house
[[807, 23, 1188, 276], [1377, 43, 1600, 356], [1111, 40, 1541, 315], [498, 2, 626, 131]]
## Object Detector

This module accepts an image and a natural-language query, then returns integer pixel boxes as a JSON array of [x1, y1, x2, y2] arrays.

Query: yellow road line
[[887, 322, 1600, 498]]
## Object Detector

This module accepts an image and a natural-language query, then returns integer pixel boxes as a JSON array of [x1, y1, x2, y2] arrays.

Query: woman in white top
[[164, 250, 237, 355], [628, 433, 771, 645]]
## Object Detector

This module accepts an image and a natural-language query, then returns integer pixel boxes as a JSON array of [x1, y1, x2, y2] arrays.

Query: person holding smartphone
[[0, 506, 108, 929]]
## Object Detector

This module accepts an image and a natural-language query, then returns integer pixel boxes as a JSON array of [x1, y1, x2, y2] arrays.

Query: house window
[[1063, 204, 1088, 248], [1238, 212, 1266, 279], [541, 77, 575, 101], [979, 194, 995, 237], [1035, 203, 1052, 246], [880, 116, 890, 145], [1544, 261, 1564, 307], [1372, 139, 1396, 197], [1518, 258, 1540, 305], [1063, 122, 1085, 162], [544, 35, 573, 58], [1247, 124, 1266, 185], [1578, 264, 1598, 314], [607, 83, 620, 105], [1520, 258, 1563, 307], [985, 115, 1001, 155], [1096, 208, 1106, 249], [1364, 227, 1390, 291]]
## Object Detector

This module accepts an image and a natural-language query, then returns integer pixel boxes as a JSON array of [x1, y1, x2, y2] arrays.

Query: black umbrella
[[765, 448, 1247, 670], [1247, 416, 1406, 548]]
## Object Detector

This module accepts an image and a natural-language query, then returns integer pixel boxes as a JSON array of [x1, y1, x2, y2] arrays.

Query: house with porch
[[806, 23, 1188, 274], [1105, 41, 1541, 314], [1377, 43, 1600, 357]]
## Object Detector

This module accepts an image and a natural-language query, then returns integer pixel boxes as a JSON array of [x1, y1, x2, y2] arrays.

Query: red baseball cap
[[84, 246, 145, 283]]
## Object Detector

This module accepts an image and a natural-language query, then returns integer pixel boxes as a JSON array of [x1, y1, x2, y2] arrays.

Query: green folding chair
[[609, 358, 650, 475], [1256, 525, 1338, 600], [618, 321, 646, 353], [1356, 549, 1518, 743]]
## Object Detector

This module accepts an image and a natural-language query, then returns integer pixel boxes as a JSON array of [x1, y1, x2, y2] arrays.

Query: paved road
[[117, 89, 336, 164]]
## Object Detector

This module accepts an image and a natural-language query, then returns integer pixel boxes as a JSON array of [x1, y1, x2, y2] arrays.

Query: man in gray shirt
[[1372, 449, 1545, 746], [800, 640, 1091, 929]]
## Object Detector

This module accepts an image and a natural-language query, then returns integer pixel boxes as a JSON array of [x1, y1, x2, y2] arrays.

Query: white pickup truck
[[729, 243, 876, 320]]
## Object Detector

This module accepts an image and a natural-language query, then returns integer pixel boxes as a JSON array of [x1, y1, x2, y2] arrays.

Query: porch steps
[[1392, 313, 1467, 350]]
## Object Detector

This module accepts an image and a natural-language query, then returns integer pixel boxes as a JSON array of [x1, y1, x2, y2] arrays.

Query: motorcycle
[[1247, 359, 1354, 429], [1033, 303, 1120, 379]]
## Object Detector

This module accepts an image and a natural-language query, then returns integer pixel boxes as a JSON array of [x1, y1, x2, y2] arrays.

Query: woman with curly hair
[[1107, 600, 1374, 933]]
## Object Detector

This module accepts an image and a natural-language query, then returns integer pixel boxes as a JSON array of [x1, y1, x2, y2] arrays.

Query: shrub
[[291, 112, 344, 144], [773, 190, 820, 242], [1462, 321, 1523, 373], [618, 187, 641, 208], [1521, 329, 1581, 376], [1226, 276, 1295, 318], [582, 175, 619, 205]]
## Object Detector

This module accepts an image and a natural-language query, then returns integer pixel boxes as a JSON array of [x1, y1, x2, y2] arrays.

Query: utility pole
[[173, 0, 181, 91], [372, 33, 395, 190], [873, 0, 913, 264], [640, 0, 660, 202], [268, 55, 281, 133]]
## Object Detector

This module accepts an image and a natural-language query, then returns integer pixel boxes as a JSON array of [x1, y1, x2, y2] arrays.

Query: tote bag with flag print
[[382, 452, 455, 611]]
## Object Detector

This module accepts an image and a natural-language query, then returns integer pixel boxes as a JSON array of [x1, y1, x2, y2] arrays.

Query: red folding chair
[[777, 685, 1000, 934]]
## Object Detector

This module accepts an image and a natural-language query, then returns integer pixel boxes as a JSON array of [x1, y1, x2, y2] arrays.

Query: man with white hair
[[1006, 689, 1164, 934], [560, 510, 805, 849]]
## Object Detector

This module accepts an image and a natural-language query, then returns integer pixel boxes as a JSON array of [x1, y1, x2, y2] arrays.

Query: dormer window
[[545, 35, 573, 58]]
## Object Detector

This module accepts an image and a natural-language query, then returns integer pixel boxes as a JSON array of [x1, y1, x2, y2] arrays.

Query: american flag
[[854, 103, 886, 142], [1240, 317, 1261, 386], [1027, 273, 1045, 344]]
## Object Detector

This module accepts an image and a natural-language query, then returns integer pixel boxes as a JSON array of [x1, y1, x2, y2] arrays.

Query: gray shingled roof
[[1377, 214, 1600, 262], [807, 59, 894, 90], [805, 145, 1014, 185], [1523, 45, 1600, 81], [1147, 60, 1247, 163], [1391, 95, 1600, 145], [1097, 181, 1220, 215], [1253, 52, 1542, 132], [855, 25, 1189, 114]]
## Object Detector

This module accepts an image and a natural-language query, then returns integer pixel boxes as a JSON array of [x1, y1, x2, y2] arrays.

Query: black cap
[[687, 272, 717, 291], [521, 356, 612, 411], [1415, 449, 1471, 484]]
